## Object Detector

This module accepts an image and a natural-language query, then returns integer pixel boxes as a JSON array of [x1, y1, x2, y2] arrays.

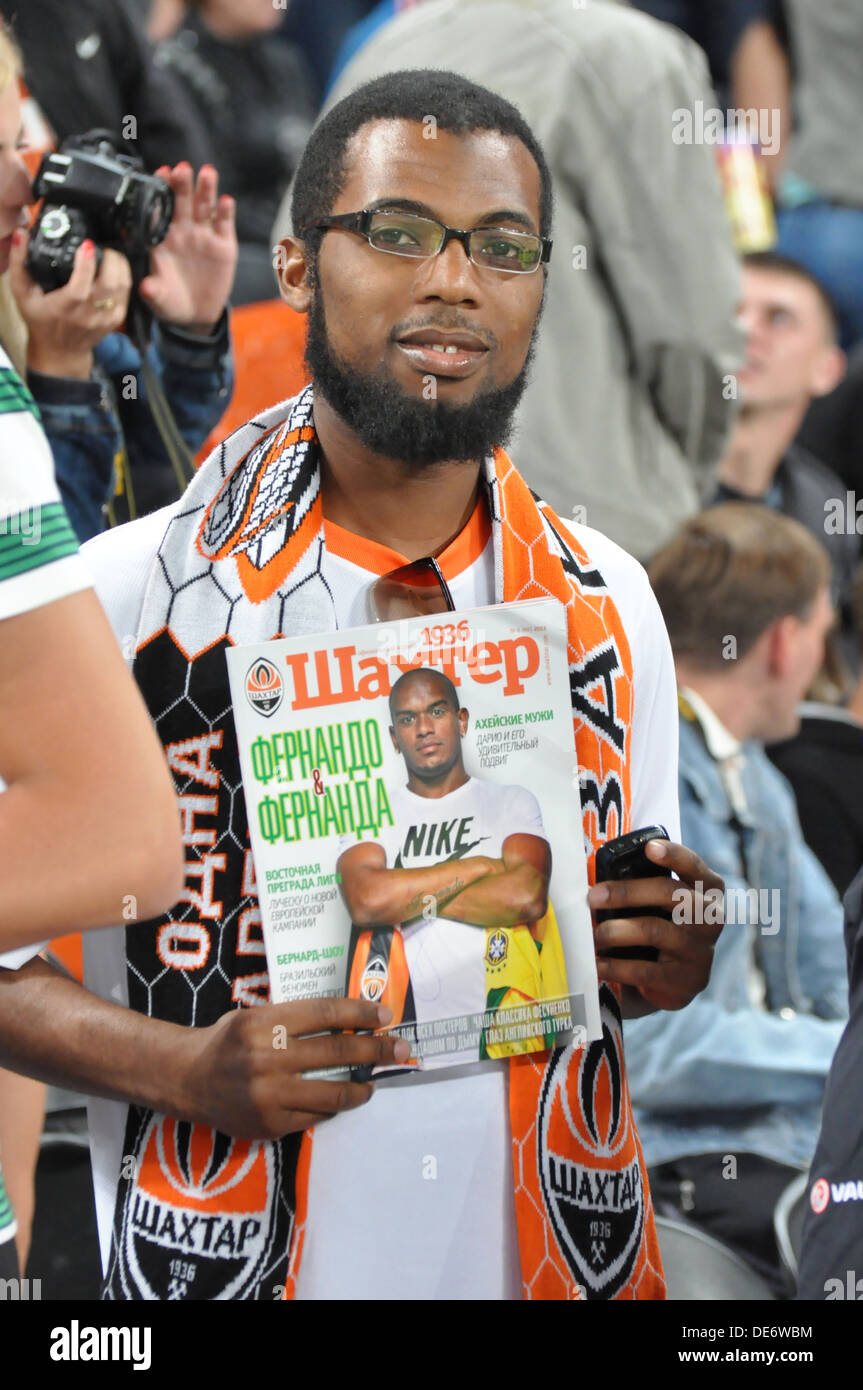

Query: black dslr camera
[[25, 130, 174, 293]]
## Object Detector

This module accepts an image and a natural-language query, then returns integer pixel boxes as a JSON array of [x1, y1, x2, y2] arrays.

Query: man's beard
[[305, 286, 539, 468]]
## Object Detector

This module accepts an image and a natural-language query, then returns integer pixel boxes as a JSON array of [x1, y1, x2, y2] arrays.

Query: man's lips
[[394, 327, 489, 378]]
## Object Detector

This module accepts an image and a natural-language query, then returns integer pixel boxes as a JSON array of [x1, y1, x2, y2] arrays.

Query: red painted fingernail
[[11, 228, 22, 246], [82, 239, 95, 257]]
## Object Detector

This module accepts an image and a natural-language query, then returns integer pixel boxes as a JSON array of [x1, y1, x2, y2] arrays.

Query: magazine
[[225, 599, 600, 1071]]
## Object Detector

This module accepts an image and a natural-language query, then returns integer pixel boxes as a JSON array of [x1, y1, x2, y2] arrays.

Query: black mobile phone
[[594, 825, 672, 961]]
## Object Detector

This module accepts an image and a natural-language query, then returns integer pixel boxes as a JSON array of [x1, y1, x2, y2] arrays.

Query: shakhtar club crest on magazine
[[245, 658, 283, 717]]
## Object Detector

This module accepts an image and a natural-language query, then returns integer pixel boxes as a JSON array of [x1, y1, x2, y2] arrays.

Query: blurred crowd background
[[1, 0, 862, 1303]]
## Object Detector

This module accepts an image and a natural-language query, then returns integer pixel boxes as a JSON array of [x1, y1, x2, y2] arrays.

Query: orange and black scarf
[[103, 386, 664, 1301]]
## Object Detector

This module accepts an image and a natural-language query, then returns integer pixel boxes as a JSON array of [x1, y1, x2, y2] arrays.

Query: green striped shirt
[[0, 500, 79, 583], [0, 347, 88, 620], [0, 1163, 15, 1243]]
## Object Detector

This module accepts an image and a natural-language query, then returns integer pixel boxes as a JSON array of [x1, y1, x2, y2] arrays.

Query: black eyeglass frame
[[369, 555, 456, 623], [303, 209, 553, 273]]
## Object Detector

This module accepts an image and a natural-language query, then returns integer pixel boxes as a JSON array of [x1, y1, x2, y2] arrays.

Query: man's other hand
[[588, 839, 724, 1013], [182, 997, 410, 1139]]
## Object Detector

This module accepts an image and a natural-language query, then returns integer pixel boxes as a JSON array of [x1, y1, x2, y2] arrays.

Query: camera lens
[[141, 185, 174, 247]]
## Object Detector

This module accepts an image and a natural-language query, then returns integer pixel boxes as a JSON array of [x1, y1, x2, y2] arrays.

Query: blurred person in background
[[625, 504, 846, 1296], [0, 0, 212, 172], [0, 20, 237, 542], [769, 565, 863, 898], [774, 0, 863, 352], [713, 252, 856, 628], [155, 0, 316, 304], [293, 0, 742, 561]]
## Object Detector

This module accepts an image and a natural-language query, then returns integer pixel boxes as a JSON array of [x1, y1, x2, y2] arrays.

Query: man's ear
[[811, 344, 846, 399], [458, 708, 469, 736], [765, 614, 794, 679], [389, 724, 400, 753], [274, 236, 313, 313]]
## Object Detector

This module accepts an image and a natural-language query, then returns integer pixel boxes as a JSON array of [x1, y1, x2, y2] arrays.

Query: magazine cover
[[225, 599, 600, 1071]]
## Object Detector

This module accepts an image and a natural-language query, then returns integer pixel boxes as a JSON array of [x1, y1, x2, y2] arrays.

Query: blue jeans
[[776, 201, 863, 352]]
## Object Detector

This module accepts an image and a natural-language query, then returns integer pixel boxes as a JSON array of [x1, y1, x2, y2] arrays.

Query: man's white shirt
[[3, 498, 680, 1298]]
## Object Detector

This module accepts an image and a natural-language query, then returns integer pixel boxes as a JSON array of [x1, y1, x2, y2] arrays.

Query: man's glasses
[[303, 209, 552, 274], [370, 556, 455, 622]]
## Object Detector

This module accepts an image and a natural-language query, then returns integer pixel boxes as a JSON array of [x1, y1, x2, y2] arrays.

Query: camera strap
[[129, 301, 196, 499]]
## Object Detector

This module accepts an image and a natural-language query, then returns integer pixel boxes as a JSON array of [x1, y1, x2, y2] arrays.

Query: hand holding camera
[[10, 130, 237, 380], [10, 237, 132, 380], [138, 161, 236, 335]]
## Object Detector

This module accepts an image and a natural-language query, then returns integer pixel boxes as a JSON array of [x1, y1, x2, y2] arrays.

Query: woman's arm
[[0, 586, 183, 950]]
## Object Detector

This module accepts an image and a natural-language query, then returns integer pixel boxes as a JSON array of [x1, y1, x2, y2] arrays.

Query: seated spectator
[[624, 503, 847, 1297], [769, 566, 863, 897], [155, 0, 316, 303], [797, 865, 863, 1300], [306, 0, 742, 560], [713, 252, 857, 624], [774, 0, 863, 352]]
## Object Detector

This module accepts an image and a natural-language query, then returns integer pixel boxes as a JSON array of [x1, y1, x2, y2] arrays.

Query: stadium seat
[[654, 1215, 778, 1300], [197, 299, 310, 461], [773, 1171, 809, 1280]]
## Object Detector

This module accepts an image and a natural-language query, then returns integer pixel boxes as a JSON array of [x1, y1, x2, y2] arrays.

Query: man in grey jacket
[[291, 0, 742, 558]]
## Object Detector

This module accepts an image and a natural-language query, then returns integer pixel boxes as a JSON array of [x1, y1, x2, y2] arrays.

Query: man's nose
[[411, 238, 481, 304]]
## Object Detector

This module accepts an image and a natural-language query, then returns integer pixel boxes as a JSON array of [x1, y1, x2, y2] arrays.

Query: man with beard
[[0, 72, 724, 1301]]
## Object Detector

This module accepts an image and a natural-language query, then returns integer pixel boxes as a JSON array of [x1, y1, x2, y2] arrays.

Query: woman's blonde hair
[[0, 22, 20, 92], [0, 24, 29, 379]]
